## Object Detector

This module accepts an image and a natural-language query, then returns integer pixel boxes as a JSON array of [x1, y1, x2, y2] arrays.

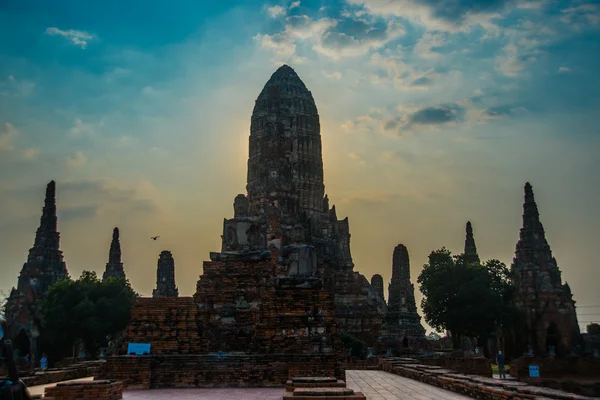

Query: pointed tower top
[[392, 244, 410, 280], [46, 180, 56, 200], [464, 221, 480, 265], [103, 226, 125, 281]]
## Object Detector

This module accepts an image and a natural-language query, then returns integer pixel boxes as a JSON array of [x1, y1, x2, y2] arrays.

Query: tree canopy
[[41, 271, 137, 358], [417, 248, 517, 348]]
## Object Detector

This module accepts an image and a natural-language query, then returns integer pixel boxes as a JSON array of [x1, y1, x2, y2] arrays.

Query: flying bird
[[151, 236, 160, 241]]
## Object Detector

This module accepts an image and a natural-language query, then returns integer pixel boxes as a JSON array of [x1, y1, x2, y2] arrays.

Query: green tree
[[41, 271, 137, 359], [417, 248, 516, 349]]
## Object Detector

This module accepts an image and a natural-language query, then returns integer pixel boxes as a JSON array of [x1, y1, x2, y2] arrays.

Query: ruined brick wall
[[101, 354, 343, 388], [44, 379, 124, 400], [119, 297, 200, 354], [194, 260, 275, 352], [326, 268, 384, 346]]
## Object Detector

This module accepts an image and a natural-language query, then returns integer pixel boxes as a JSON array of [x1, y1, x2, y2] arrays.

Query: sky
[[1, 0, 599, 333]]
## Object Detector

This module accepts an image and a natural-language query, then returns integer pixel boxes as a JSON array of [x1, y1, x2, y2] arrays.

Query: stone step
[[285, 377, 346, 391], [282, 387, 367, 399]]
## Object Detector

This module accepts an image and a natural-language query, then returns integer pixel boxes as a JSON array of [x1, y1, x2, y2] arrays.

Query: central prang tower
[[243, 65, 353, 268], [247, 64, 324, 219]]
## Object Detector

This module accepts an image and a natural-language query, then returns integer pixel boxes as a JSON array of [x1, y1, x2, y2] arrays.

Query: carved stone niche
[[278, 224, 321, 289], [221, 194, 267, 252]]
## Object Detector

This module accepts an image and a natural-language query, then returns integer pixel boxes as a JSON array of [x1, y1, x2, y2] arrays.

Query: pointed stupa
[[511, 182, 581, 355], [6, 180, 68, 338], [153, 251, 178, 298], [103, 227, 125, 281], [463, 221, 481, 265]]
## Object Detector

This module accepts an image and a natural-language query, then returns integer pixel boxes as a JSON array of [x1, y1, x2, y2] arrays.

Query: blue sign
[[529, 365, 540, 378], [127, 343, 151, 355]]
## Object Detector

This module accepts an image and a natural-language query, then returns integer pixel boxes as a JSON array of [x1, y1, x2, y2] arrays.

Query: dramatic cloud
[[314, 19, 405, 58], [44, 27, 94, 49], [267, 5, 286, 18], [345, 0, 509, 31], [382, 103, 467, 134]]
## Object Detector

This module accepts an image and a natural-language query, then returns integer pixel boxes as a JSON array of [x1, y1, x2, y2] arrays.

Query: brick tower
[[511, 182, 581, 356]]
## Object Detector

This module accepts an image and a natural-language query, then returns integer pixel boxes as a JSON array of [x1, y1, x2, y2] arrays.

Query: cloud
[[60, 204, 99, 221], [382, 103, 467, 134], [0, 75, 36, 98], [57, 178, 161, 217], [0, 123, 18, 151], [380, 150, 416, 164], [557, 66, 572, 74], [314, 19, 405, 58], [69, 118, 96, 138], [348, 152, 366, 164], [560, 3, 600, 31], [346, 0, 508, 32], [480, 105, 527, 118], [369, 53, 441, 91], [44, 27, 94, 49], [21, 148, 39, 159], [256, 12, 403, 61], [323, 70, 342, 80], [267, 5, 286, 18], [290, 1, 300, 9], [64, 152, 87, 168]]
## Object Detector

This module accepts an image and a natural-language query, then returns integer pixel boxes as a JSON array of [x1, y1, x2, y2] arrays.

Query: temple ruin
[[378, 244, 425, 352], [511, 182, 581, 356], [152, 251, 178, 298], [5, 181, 69, 358], [104, 64, 387, 387]]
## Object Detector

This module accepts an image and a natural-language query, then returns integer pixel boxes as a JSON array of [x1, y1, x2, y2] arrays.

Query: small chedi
[[378, 244, 425, 353], [5, 181, 69, 357], [152, 251, 178, 298], [102, 227, 126, 281], [104, 65, 385, 388], [511, 182, 581, 357]]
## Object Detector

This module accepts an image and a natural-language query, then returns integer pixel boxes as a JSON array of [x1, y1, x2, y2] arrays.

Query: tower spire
[[464, 221, 480, 265], [511, 181, 580, 356], [103, 227, 125, 281]]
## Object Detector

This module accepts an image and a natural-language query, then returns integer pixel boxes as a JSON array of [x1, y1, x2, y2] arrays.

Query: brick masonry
[[44, 379, 124, 400]]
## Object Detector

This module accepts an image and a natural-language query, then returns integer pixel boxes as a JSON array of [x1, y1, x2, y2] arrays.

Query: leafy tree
[[417, 248, 517, 349], [41, 271, 137, 359]]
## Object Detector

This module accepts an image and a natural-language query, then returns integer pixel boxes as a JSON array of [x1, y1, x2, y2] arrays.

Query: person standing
[[496, 351, 506, 379], [40, 354, 48, 371]]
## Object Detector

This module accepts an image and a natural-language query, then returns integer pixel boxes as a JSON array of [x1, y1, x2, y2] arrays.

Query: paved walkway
[[346, 370, 473, 400], [120, 370, 474, 399], [28, 370, 476, 399]]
